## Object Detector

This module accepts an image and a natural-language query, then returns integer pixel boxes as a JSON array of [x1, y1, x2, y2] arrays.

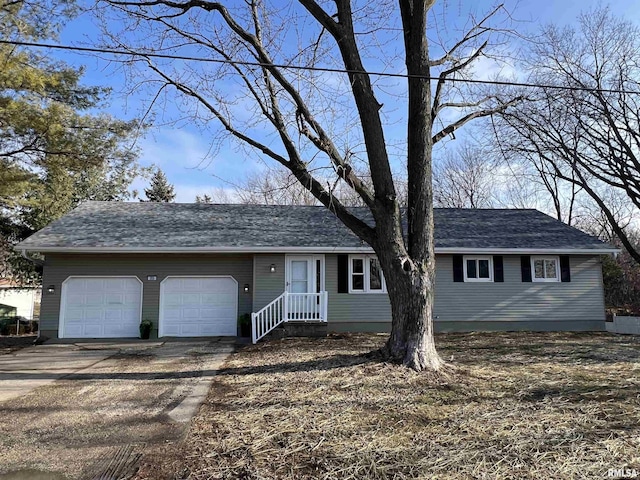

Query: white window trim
[[531, 256, 560, 283], [348, 255, 387, 294], [463, 256, 493, 282]]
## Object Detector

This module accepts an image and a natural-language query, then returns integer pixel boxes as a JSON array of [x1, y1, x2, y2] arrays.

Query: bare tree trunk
[[370, 202, 443, 370], [382, 252, 442, 370]]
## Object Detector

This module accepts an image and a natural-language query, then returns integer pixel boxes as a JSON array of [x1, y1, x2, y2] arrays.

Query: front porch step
[[266, 322, 327, 340]]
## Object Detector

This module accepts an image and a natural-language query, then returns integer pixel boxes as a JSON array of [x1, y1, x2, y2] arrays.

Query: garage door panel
[[160, 277, 237, 337], [85, 293, 105, 307], [180, 278, 201, 290], [200, 294, 219, 305], [124, 293, 141, 304], [82, 324, 103, 336], [60, 277, 142, 338], [182, 308, 201, 319], [84, 308, 105, 322], [179, 324, 201, 335], [64, 324, 83, 337], [84, 278, 105, 290], [105, 293, 124, 305], [104, 309, 123, 321], [180, 293, 199, 304]]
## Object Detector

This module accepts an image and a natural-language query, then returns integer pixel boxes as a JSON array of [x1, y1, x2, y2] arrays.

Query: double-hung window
[[464, 256, 493, 282], [349, 255, 386, 293], [531, 256, 560, 282]]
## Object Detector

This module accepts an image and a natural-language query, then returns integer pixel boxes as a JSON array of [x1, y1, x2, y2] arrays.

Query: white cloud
[[137, 129, 212, 170], [470, 54, 519, 82], [133, 126, 267, 202]]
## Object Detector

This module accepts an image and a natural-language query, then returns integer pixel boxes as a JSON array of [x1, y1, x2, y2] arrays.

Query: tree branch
[[432, 96, 522, 144]]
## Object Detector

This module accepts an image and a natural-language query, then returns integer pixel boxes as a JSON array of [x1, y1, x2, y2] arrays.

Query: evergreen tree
[[143, 169, 176, 202], [0, 0, 143, 284]]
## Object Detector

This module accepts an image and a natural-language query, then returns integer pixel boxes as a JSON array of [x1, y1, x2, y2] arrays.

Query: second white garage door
[[159, 276, 238, 337]]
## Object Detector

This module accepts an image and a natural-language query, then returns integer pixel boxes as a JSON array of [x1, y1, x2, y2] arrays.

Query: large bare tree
[[99, 0, 520, 370], [494, 7, 640, 263]]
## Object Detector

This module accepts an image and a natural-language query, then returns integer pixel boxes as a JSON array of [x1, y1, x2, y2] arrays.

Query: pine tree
[[0, 0, 142, 284], [143, 169, 176, 202]]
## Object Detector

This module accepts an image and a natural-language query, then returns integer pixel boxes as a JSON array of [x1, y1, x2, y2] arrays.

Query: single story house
[[16, 202, 616, 342]]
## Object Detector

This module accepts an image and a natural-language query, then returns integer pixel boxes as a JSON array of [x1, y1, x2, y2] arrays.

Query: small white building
[[0, 280, 41, 319]]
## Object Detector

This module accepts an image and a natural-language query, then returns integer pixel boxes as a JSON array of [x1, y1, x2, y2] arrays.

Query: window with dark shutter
[[337, 254, 348, 293], [493, 256, 504, 282], [521, 256, 532, 282], [452, 255, 464, 282], [559, 255, 571, 282]]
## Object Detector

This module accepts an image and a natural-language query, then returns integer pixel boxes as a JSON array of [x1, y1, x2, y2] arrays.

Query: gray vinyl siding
[[40, 253, 253, 339], [433, 255, 605, 328], [253, 254, 286, 311], [40, 252, 606, 340], [325, 254, 605, 332], [325, 254, 393, 324]]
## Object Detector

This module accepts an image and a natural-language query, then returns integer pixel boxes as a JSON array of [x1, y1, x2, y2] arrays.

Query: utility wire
[[2, 39, 639, 95]]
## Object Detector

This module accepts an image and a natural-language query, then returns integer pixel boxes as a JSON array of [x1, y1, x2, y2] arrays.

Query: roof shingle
[[16, 201, 615, 252]]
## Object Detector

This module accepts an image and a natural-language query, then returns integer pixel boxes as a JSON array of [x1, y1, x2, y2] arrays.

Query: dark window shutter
[[560, 255, 571, 282], [452, 255, 464, 282], [521, 256, 532, 282], [493, 256, 504, 282], [337, 254, 349, 293]]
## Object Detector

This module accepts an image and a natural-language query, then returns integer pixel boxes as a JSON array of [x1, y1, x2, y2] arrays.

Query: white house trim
[[19, 246, 620, 254]]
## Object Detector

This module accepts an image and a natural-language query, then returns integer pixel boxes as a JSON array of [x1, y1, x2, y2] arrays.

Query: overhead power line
[[1, 39, 639, 95]]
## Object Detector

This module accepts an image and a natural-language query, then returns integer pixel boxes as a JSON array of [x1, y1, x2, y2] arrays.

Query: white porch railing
[[251, 291, 328, 344]]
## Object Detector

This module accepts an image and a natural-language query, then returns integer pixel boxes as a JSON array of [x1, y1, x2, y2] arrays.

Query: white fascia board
[[18, 246, 375, 254], [435, 247, 620, 255], [19, 245, 619, 254]]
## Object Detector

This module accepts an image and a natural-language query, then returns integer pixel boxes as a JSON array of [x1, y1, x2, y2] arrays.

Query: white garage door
[[160, 277, 237, 337], [60, 277, 142, 338]]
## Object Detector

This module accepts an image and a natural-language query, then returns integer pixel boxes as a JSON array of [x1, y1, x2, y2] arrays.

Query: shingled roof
[[16, 201, 616, 253]]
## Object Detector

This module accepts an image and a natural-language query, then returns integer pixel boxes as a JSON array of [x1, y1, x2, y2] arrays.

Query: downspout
[[20, 249, 44, 341]]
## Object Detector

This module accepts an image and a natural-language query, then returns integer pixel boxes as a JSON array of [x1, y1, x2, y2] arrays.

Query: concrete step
[[267, 321, 327, 339]]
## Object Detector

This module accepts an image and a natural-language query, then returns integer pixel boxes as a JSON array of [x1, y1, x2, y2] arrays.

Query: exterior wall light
[[47, 285, 55, 294], [269, 264, 277, 273], [244, 284, 250, 293]]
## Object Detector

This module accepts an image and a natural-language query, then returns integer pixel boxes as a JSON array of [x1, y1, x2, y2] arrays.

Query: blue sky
[[53, 0, 638, 202]]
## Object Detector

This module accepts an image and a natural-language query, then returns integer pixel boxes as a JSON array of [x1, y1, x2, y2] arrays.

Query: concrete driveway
[[0, 339, 234, 479]]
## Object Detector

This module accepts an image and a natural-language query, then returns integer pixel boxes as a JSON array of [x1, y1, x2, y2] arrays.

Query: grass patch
[[143, 332, 640, 479]]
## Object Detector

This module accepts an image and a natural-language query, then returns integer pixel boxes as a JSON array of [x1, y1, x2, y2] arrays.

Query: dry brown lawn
[[141, 332, 640, 480], [0, 334, 36, 354]]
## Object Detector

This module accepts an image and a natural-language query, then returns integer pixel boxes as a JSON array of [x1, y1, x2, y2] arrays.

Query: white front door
[[285, 256, 324, 319], [285, 256, 324, 294]]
